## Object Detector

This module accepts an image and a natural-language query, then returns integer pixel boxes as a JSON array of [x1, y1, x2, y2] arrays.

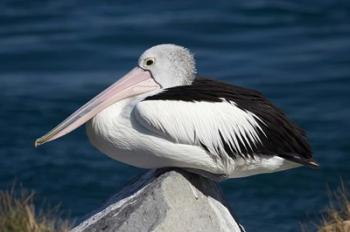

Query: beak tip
[[34, 138, 43, 148]]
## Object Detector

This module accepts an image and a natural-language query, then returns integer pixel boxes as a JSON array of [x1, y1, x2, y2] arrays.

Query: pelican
[[35, 44, 318, 180]]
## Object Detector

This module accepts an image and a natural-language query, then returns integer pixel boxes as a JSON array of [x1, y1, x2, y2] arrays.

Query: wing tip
[[280, 154, 319, 169], [304, 159, 320, 169]]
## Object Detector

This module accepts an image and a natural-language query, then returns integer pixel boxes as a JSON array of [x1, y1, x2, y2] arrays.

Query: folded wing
[[134, 78, 318, 167]]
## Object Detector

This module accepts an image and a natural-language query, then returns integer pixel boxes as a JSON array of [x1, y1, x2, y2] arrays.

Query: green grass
[[0, 188, 70, 232]]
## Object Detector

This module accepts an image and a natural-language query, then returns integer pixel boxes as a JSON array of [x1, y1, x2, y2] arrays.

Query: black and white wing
[[134, 78, 318, 167]]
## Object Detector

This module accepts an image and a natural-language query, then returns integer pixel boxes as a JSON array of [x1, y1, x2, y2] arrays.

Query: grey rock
[[71, 169, 244, 232]]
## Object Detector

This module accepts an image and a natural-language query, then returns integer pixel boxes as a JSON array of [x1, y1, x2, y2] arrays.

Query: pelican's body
[[36, 44, 318, 180], [86, 93, 297, 179]]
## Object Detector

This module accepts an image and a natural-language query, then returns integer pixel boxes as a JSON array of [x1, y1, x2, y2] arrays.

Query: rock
[[71, 169, 244, 232]]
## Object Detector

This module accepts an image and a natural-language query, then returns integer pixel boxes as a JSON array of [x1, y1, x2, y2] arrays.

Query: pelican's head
[[35, 44, 196, 146], [138, 44, 196, 88]]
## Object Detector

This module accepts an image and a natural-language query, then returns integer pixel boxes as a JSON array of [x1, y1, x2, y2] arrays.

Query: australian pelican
[[35, 44, 318, 180]]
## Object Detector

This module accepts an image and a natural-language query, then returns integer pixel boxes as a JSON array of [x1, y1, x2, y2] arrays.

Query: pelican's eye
[[145, 58, 155, 66]]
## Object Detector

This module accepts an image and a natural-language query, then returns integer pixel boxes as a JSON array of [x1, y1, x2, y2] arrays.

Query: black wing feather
[[144, 77, 318, 168]]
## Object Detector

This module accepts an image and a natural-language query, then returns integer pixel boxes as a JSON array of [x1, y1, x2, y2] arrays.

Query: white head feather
[[138, 44, 197, 88]]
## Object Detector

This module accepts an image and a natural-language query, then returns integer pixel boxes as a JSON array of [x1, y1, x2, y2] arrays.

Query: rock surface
[[71, 169, 244, 232]]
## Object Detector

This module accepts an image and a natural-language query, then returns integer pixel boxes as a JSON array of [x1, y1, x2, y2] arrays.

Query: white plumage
[[135, 100, 265, 159], [86, 95, 298, 180]]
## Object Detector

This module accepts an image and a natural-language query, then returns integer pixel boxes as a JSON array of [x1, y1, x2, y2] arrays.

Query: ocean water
[[0, 0, 349, 231]]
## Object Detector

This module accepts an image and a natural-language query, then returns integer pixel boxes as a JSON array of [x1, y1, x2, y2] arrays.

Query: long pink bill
[[35, 67, 160, 147]]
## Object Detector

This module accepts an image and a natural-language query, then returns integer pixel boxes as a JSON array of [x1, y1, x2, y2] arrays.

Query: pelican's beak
[[35, 67, 160, 147]]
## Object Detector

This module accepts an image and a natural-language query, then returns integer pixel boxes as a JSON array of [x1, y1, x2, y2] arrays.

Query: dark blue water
[[1, 0, 349, 231]]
